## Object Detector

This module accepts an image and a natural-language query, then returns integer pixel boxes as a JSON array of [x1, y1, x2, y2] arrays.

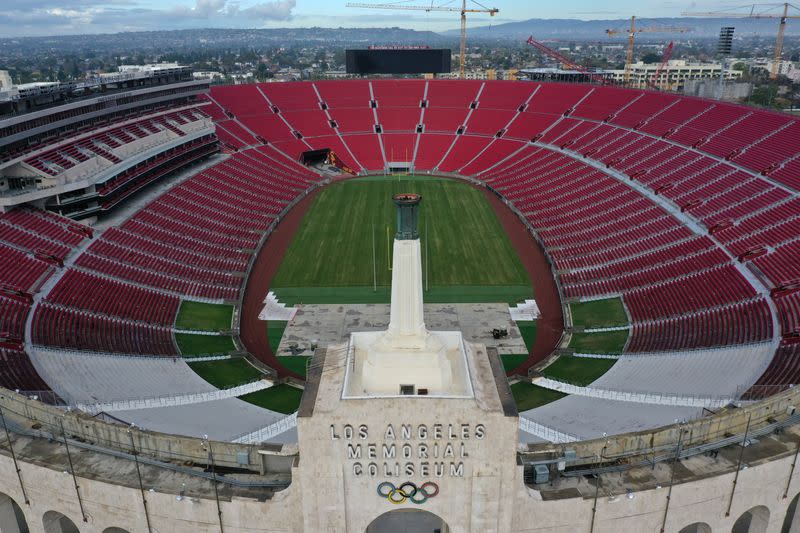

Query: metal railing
[[533, 376, 735, 408], [233, 412, 298, 444], [72, 379, 272, 414], [519, 416, 579, 443]]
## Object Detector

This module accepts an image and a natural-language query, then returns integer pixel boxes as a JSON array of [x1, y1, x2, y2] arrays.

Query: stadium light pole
[[128, 426, 154, 532], [202, 434, 225, 533], [0, 404, 29, 505]]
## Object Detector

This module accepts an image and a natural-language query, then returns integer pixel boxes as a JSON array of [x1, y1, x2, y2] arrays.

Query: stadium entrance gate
[[366, 509, 450, 532]]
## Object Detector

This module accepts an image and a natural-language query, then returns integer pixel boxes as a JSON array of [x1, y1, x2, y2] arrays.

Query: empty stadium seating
[[5, 79, 800, 399], [207, 81, 800, 362], [0, 208, 90, 393]]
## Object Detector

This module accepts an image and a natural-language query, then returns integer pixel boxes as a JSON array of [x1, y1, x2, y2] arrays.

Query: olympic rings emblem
[[377, 481, 439, 504]]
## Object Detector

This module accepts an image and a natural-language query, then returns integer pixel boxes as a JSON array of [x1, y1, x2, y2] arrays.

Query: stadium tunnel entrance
[[300, 148, 331, 166], [300, 148, 357, 175], [366, 508, 450, 533]]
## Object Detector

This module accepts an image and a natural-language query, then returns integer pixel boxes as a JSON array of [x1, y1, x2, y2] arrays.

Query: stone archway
[[679, 523, 712, 533], [103, 528, 131, 533], [0, 492, 29, 533], [366, 508, 450, 533], [732, 505, 770, 533], [42, 510, 79, 533], [783, 492, 800, 533]]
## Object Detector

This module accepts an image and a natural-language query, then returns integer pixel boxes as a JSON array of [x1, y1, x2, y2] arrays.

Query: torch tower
[[345, 193, 472, 397]]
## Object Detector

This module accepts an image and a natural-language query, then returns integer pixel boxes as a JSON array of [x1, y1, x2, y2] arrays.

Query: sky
[[0, 0, 741, 38]]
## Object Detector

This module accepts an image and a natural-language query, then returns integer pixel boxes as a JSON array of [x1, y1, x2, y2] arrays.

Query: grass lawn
[[188, 358, 264, 389], [570, 298, 628, 329], [268, 321, 288, 353], [271, 177, 531, 303], [239, 384, 303, 414], [542, 356, 617, 386], [510, 382, 567, 412], [570, 330, 629, 354], [278, 356, 311, 377], [175, 334, 236, 357], [501, 354, 529, 374], [516, 321, 537, 351], [175, 301, 234, 331]]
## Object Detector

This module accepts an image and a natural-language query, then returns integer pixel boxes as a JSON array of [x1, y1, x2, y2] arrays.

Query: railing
[[72, 379, 272, 414], [533, 376, 734, 409], [233, 412, 299, 444], [519, 416, 579, 443]]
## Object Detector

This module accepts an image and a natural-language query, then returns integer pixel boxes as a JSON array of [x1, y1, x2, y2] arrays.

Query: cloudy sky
[[1, 0, 736, 37]]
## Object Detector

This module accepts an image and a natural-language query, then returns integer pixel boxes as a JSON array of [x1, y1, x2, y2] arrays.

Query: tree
[[641, 52, 661, 64], [750, 86, 781, 109], [731, 62, 748, 73], [255, 63, 272, 81]]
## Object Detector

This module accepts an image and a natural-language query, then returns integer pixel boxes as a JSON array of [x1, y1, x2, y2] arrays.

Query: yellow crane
[[682, 3, 800, 79], [346, 1, 499, 78], [606, 16, 691, 86]]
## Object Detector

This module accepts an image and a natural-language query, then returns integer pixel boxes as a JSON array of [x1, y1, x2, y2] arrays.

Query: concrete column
[[386, 238, 426, 346]]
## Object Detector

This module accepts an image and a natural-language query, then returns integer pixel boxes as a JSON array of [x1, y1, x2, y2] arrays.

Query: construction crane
[[606, 16, 691, 86], [649, 41, 675, 90], [346, 1, 499, 79], [682, 3, 800, 79], [525, 36, 612, 85]]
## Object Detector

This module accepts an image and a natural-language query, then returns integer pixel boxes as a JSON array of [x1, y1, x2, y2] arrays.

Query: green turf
[[268, 321, 288, 353], [175, 334, 236, 357], [510, 382, 567, 412], [501, 354, 529, 374], [570, 298, 628, 329], [569, 330, 629, 354], [278, 356, 311, 377], [188, 358, 264, 389], [516, 321, 537, 351], [175, 301, 234, 331], [239, 384, 304, 414], [272, 178, 531, 301], [542, 356, 617, 385]]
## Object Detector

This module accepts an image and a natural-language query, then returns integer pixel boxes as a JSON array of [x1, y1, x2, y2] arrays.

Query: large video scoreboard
[[346, 47, 452, 75]]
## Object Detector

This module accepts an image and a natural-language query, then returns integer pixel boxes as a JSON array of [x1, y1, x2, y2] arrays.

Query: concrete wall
[[2, 427, 800, 532], [0, 389, 293, 473], [523, 386, 800, 467], [512, 448, 800, 533], [0, 451, 302, 533]]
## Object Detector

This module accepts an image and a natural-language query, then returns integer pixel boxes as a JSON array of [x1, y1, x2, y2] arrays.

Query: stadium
[[0, 60, 800, 533]]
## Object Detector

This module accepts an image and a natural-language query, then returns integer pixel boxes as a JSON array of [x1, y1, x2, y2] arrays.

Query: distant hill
[[0, 27, 453, 55], [442, 17, 800, 40]]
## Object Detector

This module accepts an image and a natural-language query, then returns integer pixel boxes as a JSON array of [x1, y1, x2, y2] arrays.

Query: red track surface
[[482, 189, 564, 374], [240, 189, 319, 380], [240, 180, 563, 380]]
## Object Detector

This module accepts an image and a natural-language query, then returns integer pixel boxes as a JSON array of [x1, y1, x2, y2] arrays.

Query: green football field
[[271, 176, 532, 304]]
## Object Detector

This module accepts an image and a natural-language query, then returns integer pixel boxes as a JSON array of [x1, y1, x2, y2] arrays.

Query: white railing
[[518, 416, 579, 443], [572, 352, 621, 360], [172, 329, 228, 335], [233, 412, 298, 444], [583, 325, 631, 333], [74, 379, 272, 414], [533, 377, 733, 409]]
